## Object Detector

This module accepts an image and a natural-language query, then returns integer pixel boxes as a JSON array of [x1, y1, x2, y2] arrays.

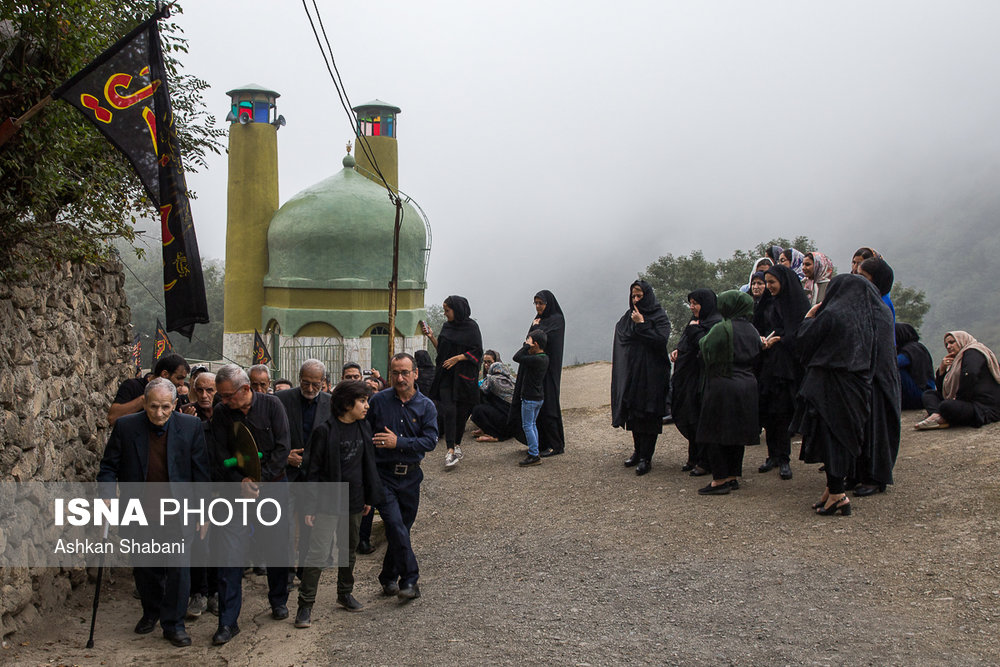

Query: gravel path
[[8, 362, 1000, 665]]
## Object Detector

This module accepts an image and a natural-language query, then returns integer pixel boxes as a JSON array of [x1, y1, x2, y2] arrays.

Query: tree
[[891, 283, 930, 330], [640, 238, 821, 346], [423, 303, 445, 361], [0, 2, 224, 279]]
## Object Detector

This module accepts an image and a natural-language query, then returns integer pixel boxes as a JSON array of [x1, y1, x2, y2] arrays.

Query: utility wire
[[301, 0, 397, 205], [119, 256, 239, 365]]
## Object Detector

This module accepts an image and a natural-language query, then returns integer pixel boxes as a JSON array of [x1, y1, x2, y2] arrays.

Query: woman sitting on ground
[[470, 358, 515, 442], [896, 324, 935, 410], [916, 331, 1000, 430]]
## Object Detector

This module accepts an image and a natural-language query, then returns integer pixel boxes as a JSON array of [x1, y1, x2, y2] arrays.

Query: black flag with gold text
[[51, 7, 209, 339], [153, 319, 173, 362]]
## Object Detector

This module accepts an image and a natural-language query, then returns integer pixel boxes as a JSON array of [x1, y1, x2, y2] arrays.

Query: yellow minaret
[[352, 100, 400, 190], [222, 84, 283, 363]]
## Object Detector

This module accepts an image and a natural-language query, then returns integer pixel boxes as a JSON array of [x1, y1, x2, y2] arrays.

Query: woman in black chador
[[611, 280, 672, 476], [427, 295, 483, 468], [696, 290, 761, 495], [508, 290, 566, 456], [670, 289, 722, 475], [753, 264, 810, 481], [792, 274, 891, 516]]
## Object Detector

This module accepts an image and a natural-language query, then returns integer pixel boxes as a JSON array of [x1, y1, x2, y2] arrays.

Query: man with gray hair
[[98, 377, 210, 647], [209, 364, 291, 645], [276, 359, 332, 583], [248, 364, 271, 393]]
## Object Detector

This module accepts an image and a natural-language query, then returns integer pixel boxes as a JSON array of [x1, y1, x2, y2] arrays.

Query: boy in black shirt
[[513, 329, 550, 466], [295, 381, 385, 628]]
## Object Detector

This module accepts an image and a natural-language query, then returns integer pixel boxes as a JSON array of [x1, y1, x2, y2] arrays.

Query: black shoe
[[635, 459, 651, 476], [381, 580, 400, 596], [661, 413, 674, 424], [728, 479, 740, 490], [519, 454, 541, 466], [624, 452, 640, 467], [252, 566, 266, 576], [853, 483, 885, 497], [271, 604, 289, 620], [689, 466, 710, 477], [134, 615, 158, 634], [698, 482, 732, 495], [397, 583, 421, 601], [681, 462, 695, 472], [356, 540, 376, 555], [779, 462, 792, 480], [163, 629, 191, 647], [294, 605, 312, 628], [816, 496, 852, 516], [337, 593, 364, 611], [539, 448, 562, 457], [758, 458, 776, 473], [212, 625, 240, 646]]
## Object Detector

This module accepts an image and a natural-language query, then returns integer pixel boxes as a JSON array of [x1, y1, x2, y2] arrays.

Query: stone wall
[[0, 259, 132, 638]]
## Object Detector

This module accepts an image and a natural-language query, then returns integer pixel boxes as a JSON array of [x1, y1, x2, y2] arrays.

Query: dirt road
[[7, 362, 999, 665]]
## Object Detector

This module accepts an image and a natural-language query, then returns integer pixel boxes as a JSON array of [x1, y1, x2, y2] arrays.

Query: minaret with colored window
[[351, 100, 400, 191]]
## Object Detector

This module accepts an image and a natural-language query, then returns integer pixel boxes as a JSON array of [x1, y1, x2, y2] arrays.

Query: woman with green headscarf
[[695, 290, 762, 495]]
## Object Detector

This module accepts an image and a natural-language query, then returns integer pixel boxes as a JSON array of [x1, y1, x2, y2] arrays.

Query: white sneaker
[[444, 451, 458, 467], [454, 445, 464, 460]]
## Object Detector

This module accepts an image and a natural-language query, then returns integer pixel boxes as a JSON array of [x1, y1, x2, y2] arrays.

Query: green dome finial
[[343, 153, 356, 168]]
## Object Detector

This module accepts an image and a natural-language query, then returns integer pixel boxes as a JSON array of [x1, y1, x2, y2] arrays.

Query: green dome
[[264, 157, 427, 290]]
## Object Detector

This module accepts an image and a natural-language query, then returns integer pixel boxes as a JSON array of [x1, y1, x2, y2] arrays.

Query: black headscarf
[[860, 257, 894, 297], [611, 280, 672, 428], [796, 274, 876, 372], [895, 323, 934, 389], [687, 288, 720, 325], [754, 264, 810, 342], [534, 290, 564, 321]]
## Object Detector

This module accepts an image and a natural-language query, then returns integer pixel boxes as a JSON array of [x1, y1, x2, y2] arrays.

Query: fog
[[176, 1, 1000, 363]]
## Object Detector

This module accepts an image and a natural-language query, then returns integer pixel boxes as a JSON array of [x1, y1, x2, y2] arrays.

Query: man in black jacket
[[97, 377, 210, 647], [275, 359, 332, 580], [209, 364, 291, 646]]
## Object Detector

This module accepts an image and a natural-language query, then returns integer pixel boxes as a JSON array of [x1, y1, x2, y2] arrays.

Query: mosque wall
[[0, 258, 133, 638]]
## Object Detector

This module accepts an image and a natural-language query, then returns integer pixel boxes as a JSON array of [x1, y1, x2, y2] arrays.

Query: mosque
[[220, 85, 431, 377]]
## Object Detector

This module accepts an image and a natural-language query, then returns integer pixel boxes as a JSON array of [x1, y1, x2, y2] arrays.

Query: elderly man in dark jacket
[[98, 377, 210, 647]]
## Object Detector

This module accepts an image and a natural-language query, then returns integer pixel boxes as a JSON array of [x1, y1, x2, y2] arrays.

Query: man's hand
[[362, 504, 371, 516], [181, 403, 198, 416], [305, 515, 315, 527], [197, 523, 209, 540], [241, 477, 259, 499], [374, 427, 398, 449], [288, 448, 304, 468]]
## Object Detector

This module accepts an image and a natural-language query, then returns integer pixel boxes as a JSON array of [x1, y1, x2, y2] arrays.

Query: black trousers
[[706, 443, 744, 480], [134, 566, 189, 633], [631, 431, 658, 461], [922, 390, 978, 426], [440, 400, 475, 447], [826, 471, 847, 494], [762, 413, 793, 463], [470, 395, 512, 439]]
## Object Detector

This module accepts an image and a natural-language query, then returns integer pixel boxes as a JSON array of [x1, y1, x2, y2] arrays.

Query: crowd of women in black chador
[[607, 243, 1000, 515]]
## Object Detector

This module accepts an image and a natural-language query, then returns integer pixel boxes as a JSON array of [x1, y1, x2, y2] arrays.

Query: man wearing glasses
[[275, 360, 332, 584], [209, 364, 291, 645], [366, 352, 438, 601]]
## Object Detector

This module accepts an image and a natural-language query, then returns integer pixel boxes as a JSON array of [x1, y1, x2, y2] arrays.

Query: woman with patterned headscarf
[[916, 331, 1000, 430], [695, 290, 761, 495], [802, 251, 834, 306]]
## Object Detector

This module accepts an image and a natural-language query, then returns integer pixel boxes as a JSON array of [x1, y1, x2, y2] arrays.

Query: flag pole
[[387, 197, 403, 366], [0, 95, 53, 148]]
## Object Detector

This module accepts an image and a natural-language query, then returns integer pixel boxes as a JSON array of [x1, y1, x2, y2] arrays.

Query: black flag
[[253, 329, 273, 366], [52, 8, 209, 339], [153, 319, 173, 362]]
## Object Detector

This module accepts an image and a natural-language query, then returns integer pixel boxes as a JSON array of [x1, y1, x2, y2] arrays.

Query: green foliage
[[423, 303, 445, 361], [891, 283, 930, 330], [641, 238, 820, 346], [116, 240, 224, 367], [0, 1, 224, 278]]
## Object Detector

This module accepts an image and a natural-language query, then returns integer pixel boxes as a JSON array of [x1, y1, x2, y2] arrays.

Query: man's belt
[[378, 462, 420, 476]]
